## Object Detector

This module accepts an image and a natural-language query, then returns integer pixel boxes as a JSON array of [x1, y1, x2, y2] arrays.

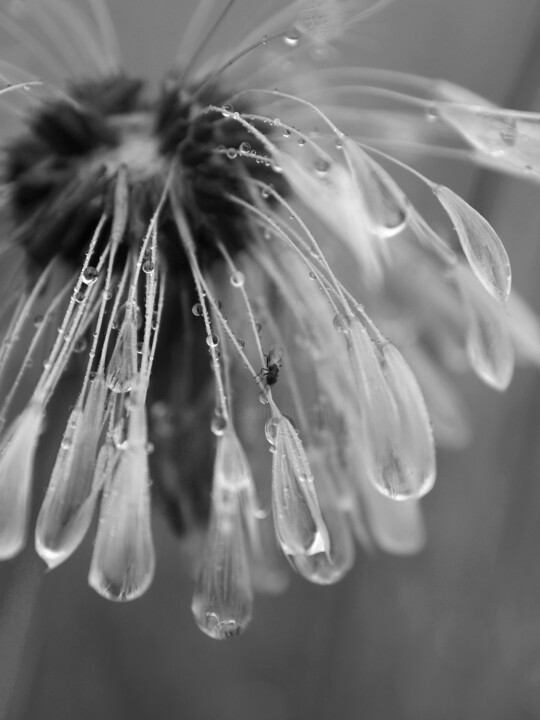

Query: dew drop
[[333, 313, 351, 333], [82, 266, 99, 285], [283, 28, 301, 47], [211, 414, 228, 437], [297, 137, 306, 147], [282, 127, 291, 138], [74, 290, 86, 304], [142, 260, 154, 274], [226, 147, 238, 159], [259, 391, 269, 405], [230, 271, 245, 288], [265, 417, 280, 445], [426, 104, 439, 122], [239, 141, 251, 153], [315, 158, 331, 176], [192, 303, 203, 317], [33, 314, 44, 327], [73, 337, 87, 354], [206, 334, 219, 348]]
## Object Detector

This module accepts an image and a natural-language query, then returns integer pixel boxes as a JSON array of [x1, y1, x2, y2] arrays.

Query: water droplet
[[265, 417, 280, 445], [192, 303, 203, 317], [255, 322, 262, 333], [261, 187, 271, 200], [259, 391, 269, 405], [297, 137, 306, 147], [74, 290, 86, 304], [211, 414, 228, 436], [333, 313, 351, 333], [142, 260, 154, 274], [239, 141, 251, 153], [137, 342, 144, 355], [308, 271, 317, 280], [283, 29, 301, 47], [262, 34, 268, 44], [315, 158, 330, 176], [426, 104, 439, 122], [206, 334, 219, 348], [226, 147, 238, 159], [33, 314, 44, 327], [221, 104, 233, 118], [82, 266, 99, 285], [238, 339, 245, 349], [230, 271, 245, 288], [73, 337, 87, 354], [282, 127, 291, 138], [335, 136, 344, 150]]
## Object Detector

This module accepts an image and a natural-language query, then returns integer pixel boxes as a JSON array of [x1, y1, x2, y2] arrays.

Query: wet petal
[[106, 307, 138, 393], [375, 345, 436, 500], [88, 440, 155, 602], [290, 447, 355, 584], [0, 403, 44, 559], [270, 413, 329, 556], [433, 184, 511, 304], [458, 265, 514, 390], [191, 493, 253, 640], [35, 375, 107, 567]]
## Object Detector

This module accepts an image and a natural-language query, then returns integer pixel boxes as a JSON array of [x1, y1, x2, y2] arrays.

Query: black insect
[[258, 344, 283, 387]]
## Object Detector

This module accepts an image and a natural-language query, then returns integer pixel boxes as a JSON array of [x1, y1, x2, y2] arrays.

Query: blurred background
[[3, 0, 540, 718]]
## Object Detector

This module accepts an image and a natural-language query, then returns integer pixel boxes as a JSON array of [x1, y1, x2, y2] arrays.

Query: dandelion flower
[[0, 0, 539, 640]]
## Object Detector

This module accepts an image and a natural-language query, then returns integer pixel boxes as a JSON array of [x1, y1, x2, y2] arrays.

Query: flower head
[[0, 0, 539, 639]]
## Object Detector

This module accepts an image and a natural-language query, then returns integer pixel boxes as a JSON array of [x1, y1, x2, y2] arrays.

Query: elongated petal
[[434, 184, 511, 304], [191, 494, 253, 640], [0, 403, 44, 559], [270, 414, 329, 556], [35, 375, 107, 567], [88, 441, 155, 602], [344, 138, 409, 238], [106, 310, 138, 393], [458, 266, 514, 390], [378, 345, 436, 500]]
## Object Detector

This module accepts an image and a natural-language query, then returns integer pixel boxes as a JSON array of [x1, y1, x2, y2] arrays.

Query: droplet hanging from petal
[[290, 448, 355, 584], [458, 268, 514, 390], [270, 413, 329, 557], [35, 375, 108, 567], [88, 408, 155, 602], [375, 345, 436, 500], [0, 402, 44, 559], [191, 492, 253, 640], [433, 184, 511, 304]]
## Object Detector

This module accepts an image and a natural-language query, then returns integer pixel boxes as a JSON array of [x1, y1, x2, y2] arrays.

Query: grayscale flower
[[0, 0, 538, 640]]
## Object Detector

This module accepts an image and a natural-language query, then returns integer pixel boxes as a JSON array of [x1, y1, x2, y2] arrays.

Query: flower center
[[3, 73, 285, 278]]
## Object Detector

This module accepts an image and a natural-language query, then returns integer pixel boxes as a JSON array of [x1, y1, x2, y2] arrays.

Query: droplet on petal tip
[[433, 184, 511, 304]]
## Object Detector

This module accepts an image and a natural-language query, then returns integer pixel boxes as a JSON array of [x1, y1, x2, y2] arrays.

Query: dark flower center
[[4, 73, 285, 278]]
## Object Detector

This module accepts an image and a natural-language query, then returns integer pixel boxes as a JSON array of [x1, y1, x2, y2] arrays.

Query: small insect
[[258, 344, 284, 387]]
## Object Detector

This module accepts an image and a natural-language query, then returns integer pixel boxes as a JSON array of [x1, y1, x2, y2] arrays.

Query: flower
[[0, 0, 539, 640]]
